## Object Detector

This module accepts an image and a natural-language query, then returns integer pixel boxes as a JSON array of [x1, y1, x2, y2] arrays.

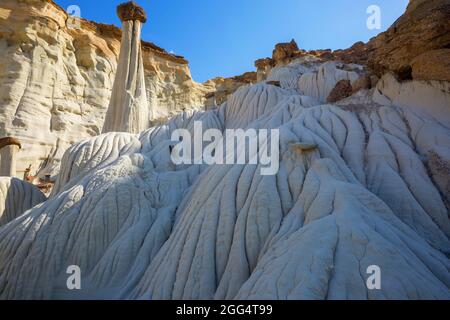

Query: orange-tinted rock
[[253, 0, 450, 83], [255, 58, 275, 81], [0, 137, 21, 150], [203, 71, 257, 107], [352, 75, 372, 94], [117, 1, 147, 23], [266, 81, 281, 87], [327, 80, 353, 103], [411, 49, 450, 82], [333, 41, 370, 65], [318, 50, 335, 60], [255, 58, 275, 70], [272, 39, 299, 63], [230, 72, 257, 84], [367, 0, 450, 81]]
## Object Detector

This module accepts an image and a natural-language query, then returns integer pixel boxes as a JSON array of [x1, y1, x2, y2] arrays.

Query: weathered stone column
[[0, 137, 21, 177], [102, 1, 149, 134]]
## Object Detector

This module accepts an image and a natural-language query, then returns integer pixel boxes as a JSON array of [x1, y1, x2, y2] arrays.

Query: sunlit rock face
[[0, 0, 210, 178], [0, 0, 449, 301], [255, 0, 450, 84], [367, 0, 450, 82], [0, 52, 449, 299], [102, 2, 149, 134], [203, 72, 257, 109]]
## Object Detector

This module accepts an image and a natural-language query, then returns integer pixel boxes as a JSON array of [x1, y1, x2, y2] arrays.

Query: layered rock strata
[[0, 0, 210, 178]]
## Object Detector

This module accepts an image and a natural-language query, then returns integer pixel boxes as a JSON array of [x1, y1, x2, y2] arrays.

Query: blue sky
[[55, 0, 409, 82]]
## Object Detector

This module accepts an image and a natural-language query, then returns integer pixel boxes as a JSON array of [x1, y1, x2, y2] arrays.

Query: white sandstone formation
[[0, 55, 448, 300], [0, 0, 211, 178], [266, 58, 368, 102], [373, 73, 450, 129], [51, 132, 142, 196], [0, 177, 46, 227], [102, 2, 149, 134], [0, 138, 21, 177]]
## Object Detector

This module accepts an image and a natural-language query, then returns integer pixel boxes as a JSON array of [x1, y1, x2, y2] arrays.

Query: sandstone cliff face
[[0, 0, 210, 177], [0, 0, 449, 301], [367, 0, 450, 81], [254, 0, 450, 83], [203, 72, 257, 109]]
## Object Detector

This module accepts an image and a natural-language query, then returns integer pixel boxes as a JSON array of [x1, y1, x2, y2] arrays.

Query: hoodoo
[[0, 137, 21, 177], [102, 1, 150, 134]]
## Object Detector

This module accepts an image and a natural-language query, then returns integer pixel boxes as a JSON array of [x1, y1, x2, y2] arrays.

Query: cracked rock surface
[[0, 55, 448, 299], [0, 0, 211, 177]]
